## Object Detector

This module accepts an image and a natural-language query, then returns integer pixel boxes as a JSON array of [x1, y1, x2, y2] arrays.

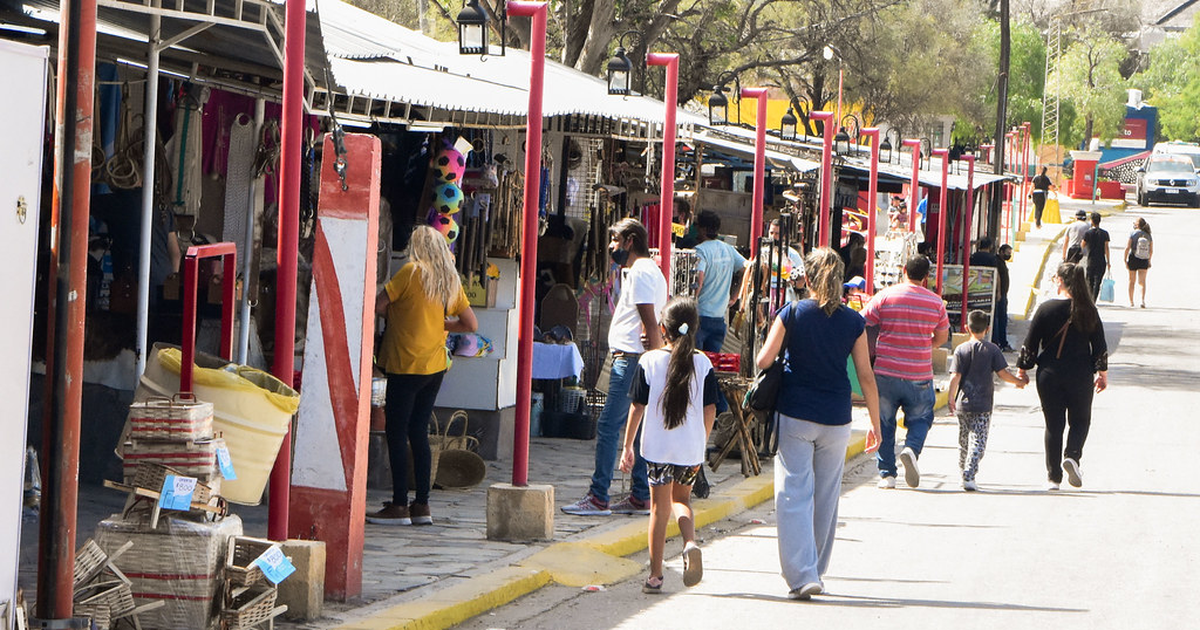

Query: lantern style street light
[[456, 0, 491, 56], [834, 113, 860, 155], [780, 107, 798, 141], [880, 127, 901, 164], [605, 31, 637, 96], [708, 85, 728, 125]]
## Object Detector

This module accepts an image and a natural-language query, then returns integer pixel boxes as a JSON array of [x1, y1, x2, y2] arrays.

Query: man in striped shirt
[[861, 255, 950, 489]]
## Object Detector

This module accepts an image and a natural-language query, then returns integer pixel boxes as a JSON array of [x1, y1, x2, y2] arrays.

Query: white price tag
[[215, 441, 237, 480]]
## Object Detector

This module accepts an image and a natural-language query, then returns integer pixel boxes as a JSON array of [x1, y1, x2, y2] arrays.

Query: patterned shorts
[[646, 461, 702, 487]]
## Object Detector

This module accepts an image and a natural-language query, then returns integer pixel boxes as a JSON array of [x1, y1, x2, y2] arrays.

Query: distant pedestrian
[[370, 226, 478, 525], [1082, 212, 1110, 301], [947, 310, 1028, 491], [1063, 209, 1089, 263], [1124, 217, 1153, 308], [620, 298, 716, 594], [861, 255, 950, 489], [1016, 262, 1108, 491], [1031, 167, 1054, 229], [563, 218, 668, 516], [969, 236, 1013, 351], [692, 210, 746, 352], [755, 248, 880, 600]]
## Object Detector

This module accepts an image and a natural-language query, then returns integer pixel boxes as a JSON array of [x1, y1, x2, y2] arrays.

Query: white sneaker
[[1062, 458, 1083, 488], [962, 479, 978, 492], [877, 476, 896, 489], [899, 447, 920, 488], [788, 582, 823, 600], [1046, 481, 1061, 491]]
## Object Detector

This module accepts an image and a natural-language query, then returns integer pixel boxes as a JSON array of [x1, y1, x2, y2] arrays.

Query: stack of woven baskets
[[221, 536, 288, 629], [120, 396, 221, 492]]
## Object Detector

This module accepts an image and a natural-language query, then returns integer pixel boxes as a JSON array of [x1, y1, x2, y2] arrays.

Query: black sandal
[[642, 575, 664, 594]]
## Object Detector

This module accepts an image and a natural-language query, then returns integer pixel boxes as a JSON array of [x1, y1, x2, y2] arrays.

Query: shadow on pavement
[[814, 593, 1088, 613]]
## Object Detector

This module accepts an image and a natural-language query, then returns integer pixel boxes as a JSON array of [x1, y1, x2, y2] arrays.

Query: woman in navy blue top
[[755, 247, 881, 600]]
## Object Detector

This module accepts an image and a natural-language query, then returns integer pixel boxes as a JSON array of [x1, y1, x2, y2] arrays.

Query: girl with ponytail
[[620, 298, 717, 594], [1017, 261, 1108, 491]]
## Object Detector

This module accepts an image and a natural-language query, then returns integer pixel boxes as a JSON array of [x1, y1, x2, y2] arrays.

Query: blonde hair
[[804, 247, 845, 316], [408, 225, 462, 310]]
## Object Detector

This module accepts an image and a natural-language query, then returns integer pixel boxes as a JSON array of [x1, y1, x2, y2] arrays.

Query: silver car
[[1137, 156, 1200, 207]]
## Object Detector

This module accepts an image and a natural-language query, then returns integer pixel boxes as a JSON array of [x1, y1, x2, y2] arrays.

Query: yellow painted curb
[[1015, 225, 1069, 321], [519, 542, 642, 587], [333, 567, 551, 630]]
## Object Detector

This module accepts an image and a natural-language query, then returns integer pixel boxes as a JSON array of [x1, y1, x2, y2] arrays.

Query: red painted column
[[648, 52, 679, 280], [37, 0, 96, 617], [904, 139, 922, 233], [811, 111, 834, 248], [961, 155, 976, 330], [269, 0, 307, 541], [509, 1, 548, 487], [861, 128, 880, 293], [742, 87, 769, 249], [288, 133, 381, 600], [933, 148, 949, 294]]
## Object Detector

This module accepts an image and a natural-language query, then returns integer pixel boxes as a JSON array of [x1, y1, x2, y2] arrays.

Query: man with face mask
[[968, 236, 1012, 351], [562, 218, 668, 516]]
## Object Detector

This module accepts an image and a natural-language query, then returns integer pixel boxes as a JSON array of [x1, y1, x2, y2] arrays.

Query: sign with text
[[941, 265, 997, 330]]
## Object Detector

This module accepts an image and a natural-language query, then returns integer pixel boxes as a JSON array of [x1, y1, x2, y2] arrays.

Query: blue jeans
[[590, 354, 649, 503], [875, 375, 936, 478], [991, 296, 1009, 348], [696, 316, 727, 352]]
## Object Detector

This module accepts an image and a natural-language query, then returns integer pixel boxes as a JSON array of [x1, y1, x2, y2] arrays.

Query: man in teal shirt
[[693, 210, 747, 352]]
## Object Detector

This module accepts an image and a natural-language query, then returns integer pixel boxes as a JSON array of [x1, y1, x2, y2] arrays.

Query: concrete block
[[932, 347, 949, 374], [487, 483, 554, 542], [950, 332, 970, 349], [278, 539, 326, 620]]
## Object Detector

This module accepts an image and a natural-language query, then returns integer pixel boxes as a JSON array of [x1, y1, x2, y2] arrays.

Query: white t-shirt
[[629, 349, 718, 466], [608, 257, 669, 353], [1066, 220, 1089, 248]]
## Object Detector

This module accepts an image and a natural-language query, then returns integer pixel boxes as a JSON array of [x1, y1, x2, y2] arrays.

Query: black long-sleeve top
[[1016, 298, 1108, 375]]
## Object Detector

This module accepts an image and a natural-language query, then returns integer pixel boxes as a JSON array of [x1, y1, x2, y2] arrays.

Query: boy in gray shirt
[[948, 310, 1028, 491]]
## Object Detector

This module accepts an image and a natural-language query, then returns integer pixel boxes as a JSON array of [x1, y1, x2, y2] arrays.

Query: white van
[[1153, 141, 1200, 171]]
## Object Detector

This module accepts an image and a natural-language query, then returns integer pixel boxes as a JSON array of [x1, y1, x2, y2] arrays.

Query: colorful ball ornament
[[431, 212, 460, 244], [432, 146, 466, 183], [432, 183, 464, 214]]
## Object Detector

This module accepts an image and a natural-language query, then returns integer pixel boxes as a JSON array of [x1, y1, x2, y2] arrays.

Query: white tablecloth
[[531, 342, 584, 380]]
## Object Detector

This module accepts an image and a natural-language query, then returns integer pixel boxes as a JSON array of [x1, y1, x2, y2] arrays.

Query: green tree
[[1134, 22, 1200, 142], [1052, 25, 1127, 148]]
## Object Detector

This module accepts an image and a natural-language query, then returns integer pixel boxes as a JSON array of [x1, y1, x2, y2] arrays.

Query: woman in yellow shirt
[[369, 226, 477, 525]]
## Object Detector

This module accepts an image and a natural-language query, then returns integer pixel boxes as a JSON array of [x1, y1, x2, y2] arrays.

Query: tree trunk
[[577, 0, 616, 75], [561, 0, 593, 67]]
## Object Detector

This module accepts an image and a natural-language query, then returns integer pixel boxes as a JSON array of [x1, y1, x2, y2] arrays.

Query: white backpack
[[1134, 233, 1151, 259]]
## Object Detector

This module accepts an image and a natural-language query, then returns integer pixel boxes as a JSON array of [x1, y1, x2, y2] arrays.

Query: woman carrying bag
[[754, 248, 880, 601]]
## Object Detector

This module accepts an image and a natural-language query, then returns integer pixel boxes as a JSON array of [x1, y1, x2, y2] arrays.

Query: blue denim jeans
[[875, 375, 936, 478], [590, 354, 649, 503], [991, 296, 1009, 348], [696, 316, 727, 353]]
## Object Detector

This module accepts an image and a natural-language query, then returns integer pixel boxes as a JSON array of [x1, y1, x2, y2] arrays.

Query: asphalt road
[[452, 202, 1200, 630]]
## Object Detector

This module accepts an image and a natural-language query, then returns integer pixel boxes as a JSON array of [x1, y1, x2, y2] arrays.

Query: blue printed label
[[253, 545, 296, 584], [159, 475, 196, 511], [215, 441, 237, 480]]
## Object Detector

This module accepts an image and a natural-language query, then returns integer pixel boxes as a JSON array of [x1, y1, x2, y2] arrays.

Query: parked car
[[1152, 141, 1200, 171], [1137, 155, 1200, 207]]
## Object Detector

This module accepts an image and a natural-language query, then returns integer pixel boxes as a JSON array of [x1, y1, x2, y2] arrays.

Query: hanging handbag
[[1099, 271, 1115, 303], [745, 318, 791, 412]]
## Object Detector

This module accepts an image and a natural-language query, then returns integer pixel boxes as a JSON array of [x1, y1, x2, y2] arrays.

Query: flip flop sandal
[[683, 543, 703, 587], [642, 575, 663, 594]]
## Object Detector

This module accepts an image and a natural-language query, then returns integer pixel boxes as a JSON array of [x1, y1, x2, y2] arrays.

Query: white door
[[0, 39, 49, 626]]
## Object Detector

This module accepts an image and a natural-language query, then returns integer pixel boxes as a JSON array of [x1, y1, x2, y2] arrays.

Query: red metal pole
[[742, 87, 769, 249], [933, 148, 949, 295], [269, 0, 306, 541], [1005, 131, 1016, 243], [36, 0, 96, 619], [180, 243, 238, 396], [811, 111, 834, 248], [961, 155, 976, 330], [509, 1, 548, 487], [1021, 122, 1032, 226], [862, 128, 880, 293], [648, 52, 678, 281], [903, 139, 921, 233]]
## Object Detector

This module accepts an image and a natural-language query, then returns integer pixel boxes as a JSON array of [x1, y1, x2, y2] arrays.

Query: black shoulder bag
[[745, 316, 791, 456]]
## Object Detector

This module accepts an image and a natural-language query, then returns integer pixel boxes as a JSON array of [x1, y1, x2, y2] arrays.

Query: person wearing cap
[[1063, 209, 1089, 263], [843, 276, 868, 311]]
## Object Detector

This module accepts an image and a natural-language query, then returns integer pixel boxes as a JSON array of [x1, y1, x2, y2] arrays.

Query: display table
[[708, 375, 762, 477], [531, 341, 584, 380]]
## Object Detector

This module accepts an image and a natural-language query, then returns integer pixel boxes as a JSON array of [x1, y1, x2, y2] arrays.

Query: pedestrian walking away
[[1063, 209, 1089, 264], [1082, 212, 1111, 301], [371, 226, 478, 525], [1031, 166, 1054, 229], [969, 236, 1013, 351], [1124, 217, 1153, 308], [1016, 262, 1108, 491], [620, 298, 717, 594], [692, 210, 746, 353], [947, 310, 1027, 491], [755, 248, 880, 600], [563, 218, 668, 516], [861, 255, 950, 488]]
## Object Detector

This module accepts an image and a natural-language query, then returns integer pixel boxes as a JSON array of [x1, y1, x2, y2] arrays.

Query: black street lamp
[[780, 107, 798, 141], [708, 84, 729, 126], [880, 127, 902, 164], [835, 113, 860, 155], [605, 31, 638, 96], [456, 0, 491, 56]]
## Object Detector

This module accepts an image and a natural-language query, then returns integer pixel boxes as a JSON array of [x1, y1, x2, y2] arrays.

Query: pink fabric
[[861, 283, 949, 381]]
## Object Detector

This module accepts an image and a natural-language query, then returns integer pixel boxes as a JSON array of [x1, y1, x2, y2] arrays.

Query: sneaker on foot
[[410, 502, 433, 525], [899, 447, 920, 488], [1062, 458, 1083, 488], [609, 495, 650, 515], [366, 502, 411, 525], [877, 476, 896, 489], [962, 479, 978, 492], [788, 582, 823, 600], [561, 493, 611, 516], [682, 542, 703, 587], [1046, 480, 1061, 491], [642, 575, 664, 594]]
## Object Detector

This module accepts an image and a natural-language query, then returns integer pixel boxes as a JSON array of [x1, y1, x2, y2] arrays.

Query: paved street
[[449, 201, 1200, 629]]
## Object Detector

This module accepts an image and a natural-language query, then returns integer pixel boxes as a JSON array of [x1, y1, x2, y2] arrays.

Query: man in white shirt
[[562, 218, 668, 516], [1063, 209, 1089, 263]]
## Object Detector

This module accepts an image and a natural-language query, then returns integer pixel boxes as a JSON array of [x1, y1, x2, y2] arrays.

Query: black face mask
[[610, 247, 630, 266], [1001, 250, 1012, 261]]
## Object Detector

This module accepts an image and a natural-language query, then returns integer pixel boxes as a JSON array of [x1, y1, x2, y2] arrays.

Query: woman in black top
[[1016, 262, 1108, 490]]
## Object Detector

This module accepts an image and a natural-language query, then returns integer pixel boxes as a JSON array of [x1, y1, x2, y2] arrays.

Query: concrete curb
[[338, 395, 952, 630], [1015, 224, 1068, 321]]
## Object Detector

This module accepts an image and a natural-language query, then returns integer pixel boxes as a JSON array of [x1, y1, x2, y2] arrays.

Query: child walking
[[947, 310, 1028, 491], [620, 298, 717, 593]]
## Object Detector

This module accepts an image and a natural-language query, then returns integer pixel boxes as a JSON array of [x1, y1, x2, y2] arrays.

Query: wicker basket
[[221, 585, 278, 629], [127, 396, 214, 441], [73, 601, 111, 630], [74, 538, 109, 588], [75, 580, 136, 621], [226, 536, 274, 587], [122, 440, 219, 485]]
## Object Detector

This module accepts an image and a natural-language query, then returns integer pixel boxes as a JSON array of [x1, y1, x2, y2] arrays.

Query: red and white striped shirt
[[861, 282, 949, 381]]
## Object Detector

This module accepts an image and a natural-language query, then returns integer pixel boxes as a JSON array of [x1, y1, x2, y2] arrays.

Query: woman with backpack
[[1124, 217, 1153, 308], [1016, 262, 1108, 491]]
